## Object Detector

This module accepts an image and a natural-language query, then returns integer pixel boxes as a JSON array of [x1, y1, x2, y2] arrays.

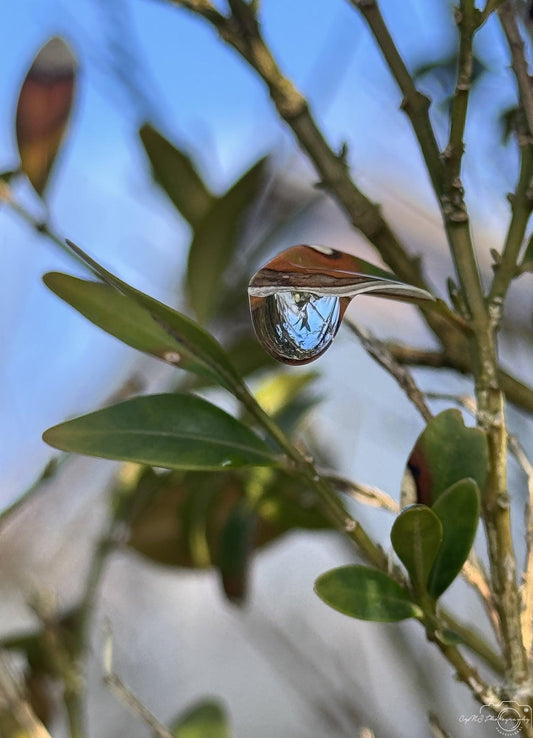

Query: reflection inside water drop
[[250, 291, 341, 364]]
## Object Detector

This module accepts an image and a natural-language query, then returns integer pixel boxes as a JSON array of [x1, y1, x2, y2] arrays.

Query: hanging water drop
[[248, 244, 434, 365], [250, 290, 341, 364]]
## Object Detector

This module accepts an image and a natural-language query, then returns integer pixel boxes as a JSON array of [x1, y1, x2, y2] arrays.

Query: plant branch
[[0, 180, 88, 272], [344, 318, 433, 422], [462, 551, 502, 643], [507, 435, 533, 654], [231, 374, 504, 676], [323, 471, 399, 513], [433, 0, 530, 690], [0, 652, 53, 738], [498, 2, 533, 140], [102, 625, 174, 738], [347, 0, 444, 195], [489, 6, 533, 314]]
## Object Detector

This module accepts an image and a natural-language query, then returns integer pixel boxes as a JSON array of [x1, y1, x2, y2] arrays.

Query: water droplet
[[221, 459, 232, 468], [248, 244, 435, 365], [249, 291, 341, 364], [163, 351, 181, 364]]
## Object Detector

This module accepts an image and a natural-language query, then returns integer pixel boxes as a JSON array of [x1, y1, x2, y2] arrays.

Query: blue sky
[[0, 0, 523, 508]]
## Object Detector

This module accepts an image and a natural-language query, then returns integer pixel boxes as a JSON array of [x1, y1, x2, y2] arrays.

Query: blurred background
[[1, 0, 533, 736]]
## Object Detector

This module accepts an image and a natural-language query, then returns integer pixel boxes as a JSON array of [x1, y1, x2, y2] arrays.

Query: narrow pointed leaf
[[140, 124, 214, 226], [407, 409, 488, 506], [314, 565, 420, 622], [187, 157, 269, 324], [16, 37, 76, 195], [61, 241, 244, 391], [43, 394, 278, 470], [390, 505, 442, 592], [43, 272, 222, 381], [170, 699, 230, 738], [218, 503, 257, 603], [428, 479, 481, 598]]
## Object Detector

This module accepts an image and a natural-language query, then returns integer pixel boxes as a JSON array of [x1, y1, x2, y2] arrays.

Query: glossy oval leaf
[[170, 699, 230, 738], [217, 503, 257, 603], [187, 156, 269, 324], [407, 409, 488, 506], [390, 505, 442, 592], [16, 37, 76, 195], [314, 565, 420, 622], [60, 240, 244, 392], [428, 479, 481, 598], [43, 394, 278, 470], [140, 124, 214, 226], [44, 272, 222, 383]]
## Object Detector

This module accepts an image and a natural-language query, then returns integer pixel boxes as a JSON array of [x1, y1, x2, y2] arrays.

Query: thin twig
[[344, 318, 433, 422], [498, 2, 533, 140], [0, 652, 53, 738], [462, 551, 502, 642], [322, 470, 399, 513], [102, 625, 174, 738], [347, 0, 443, 195], [490, 4, 533, 315], [507, 435, 533, 653], [428, 711, 451, 738]]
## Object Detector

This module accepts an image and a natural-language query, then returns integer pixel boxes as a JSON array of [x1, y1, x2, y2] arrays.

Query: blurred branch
[[344, 319, 433, 422], [102, 625, 174, 738], [347, 0, 444, 194], [428, 711, 451, 738], [498, 2, 533, 139], [490, 4, 533, 315], [0, 652, 52, 738], [385, 343, 454, 369], [0, 180, 89, 272], [482, 0, 507, 22], [0, 456, 69, 531], [462, 551, 502, 642], [323, 471, 399, 513], [508, 436, 533, 653]]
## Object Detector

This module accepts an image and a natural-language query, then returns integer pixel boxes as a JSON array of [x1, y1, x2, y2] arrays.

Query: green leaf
[[125, 469, 227, 569], [428, 479, 481, 598], [314, 565, 420, 622], [60, 241, 244, 392], [187, 156, 269, 324], [390, 505, 442, 592], [254, 371, 318, 417], [126, 468, 332, 571], [170, 699, 230, 738], [254, 371, 320, 435], [139, 124, 214, 226], [16, 37, 76, 195], [186, 335, 278, 391], [44, 272, 219, 382], [43, 394, 278, 471], [217, 503, 257, 603], [407, 409, 488, 506]]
